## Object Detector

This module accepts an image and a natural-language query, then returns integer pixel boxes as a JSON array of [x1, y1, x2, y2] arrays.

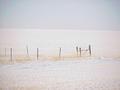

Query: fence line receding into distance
[[0, 45, 92, 62]]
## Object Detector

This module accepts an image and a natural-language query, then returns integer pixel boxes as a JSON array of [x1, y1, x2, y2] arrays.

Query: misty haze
[[0, 0, 120, 90]]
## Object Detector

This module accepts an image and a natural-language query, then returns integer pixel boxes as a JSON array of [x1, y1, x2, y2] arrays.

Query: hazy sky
[[0, 0, 120, 57], [0, 0, 120, 30]]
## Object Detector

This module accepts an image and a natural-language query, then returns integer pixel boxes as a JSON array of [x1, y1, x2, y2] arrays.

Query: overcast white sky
[[0, 0, 120, 57], [0, 0, 120, 30]]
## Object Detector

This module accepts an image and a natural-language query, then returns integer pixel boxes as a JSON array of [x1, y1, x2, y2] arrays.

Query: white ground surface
[[0, 58, 120, 90]]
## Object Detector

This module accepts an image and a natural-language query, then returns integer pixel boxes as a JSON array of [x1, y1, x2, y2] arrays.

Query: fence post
[[76, 46, 78, 57], [5, 48, 6, 56], [10, 48, 12, 61], [37, 48, 39, 60], [59, 47, 61, 59], [26, 45, 29, 57], [79, 48, 81, 57], [89, 45, 91, 56]]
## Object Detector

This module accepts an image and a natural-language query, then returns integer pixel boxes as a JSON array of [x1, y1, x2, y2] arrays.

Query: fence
[[0, 45, 92, 63]]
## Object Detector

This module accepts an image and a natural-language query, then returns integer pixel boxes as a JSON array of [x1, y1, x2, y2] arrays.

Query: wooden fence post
[[5, 48, 6, 56], [37, 48, 39, 60], [76, 46, 78, 56], [10, 48, 12, 61], [79, 48, 81, 57], [89, 45, 91, 56], [26, 45, 29, 57], [59, 47, 61, 58]]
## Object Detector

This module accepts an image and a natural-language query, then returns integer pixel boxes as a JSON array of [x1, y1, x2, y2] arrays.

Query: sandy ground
[[0, 58, 120, 90]]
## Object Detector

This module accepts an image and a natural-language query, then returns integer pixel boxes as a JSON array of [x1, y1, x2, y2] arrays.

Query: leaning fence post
[[37, 48, 39, 60], [59, 47, 61, 59], [89, 45, 91, 56], [10, 48, 12, 61]]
